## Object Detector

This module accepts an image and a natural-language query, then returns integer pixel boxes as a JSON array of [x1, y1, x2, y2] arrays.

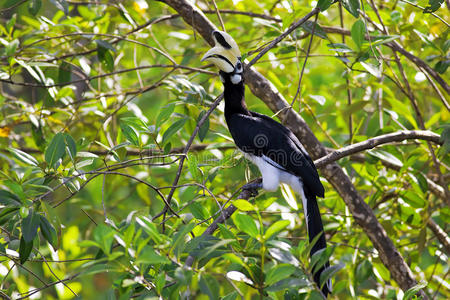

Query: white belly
[[243, 153, 309, 223]]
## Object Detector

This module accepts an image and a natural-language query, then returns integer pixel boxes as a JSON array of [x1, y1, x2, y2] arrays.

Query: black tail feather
[[304, 186, 331, 297]]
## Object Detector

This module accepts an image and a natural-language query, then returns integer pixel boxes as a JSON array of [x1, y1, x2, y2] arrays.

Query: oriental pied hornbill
[[202, 31, 331, 296]]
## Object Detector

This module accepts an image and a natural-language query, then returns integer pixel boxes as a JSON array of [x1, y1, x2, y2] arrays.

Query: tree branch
[[315, 130, 442, 168], [427, 219, 450, 254]]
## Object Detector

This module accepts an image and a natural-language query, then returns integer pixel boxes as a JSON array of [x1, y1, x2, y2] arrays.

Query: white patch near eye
[[231, 74, 242, 84]]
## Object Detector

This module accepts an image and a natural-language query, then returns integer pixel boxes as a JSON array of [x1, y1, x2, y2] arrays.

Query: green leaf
[[232, 199, 256, 212], [0, 190, 21, 206], [136, 217, 163, 244], [49, 0, 68, 14], [415, 173, 428, 194], [342, 0, 360, 18], [120, 123, 139, 146], [21, 209, 40, 243], [78, 5, 96, 20], [265, 278, 308, 292], [309, 95, 326, 106], [120, 117, 148, 132], [189, 202, 209, 220], [63, 133, 77, 160], [136, 246, 170, 265], [6, 39, 19, 57], [96, 40, 115, 72], [403, 281, 427, 299], [301, 21, 328, 40], [401, 191, 426, 208], [265, 264, 296, 286], [371, 35, 400, 46], [6, 14, 16, 34], [423, 0, 443, 13], [0, 208, 19, 226], [320, 263, 344, 288], [310, 247, 335, 273], [39, 216, 57, 250], [418, 226, 427, 254], [93, 224, 115, 254], [222, 291, 238, 300], [233, 213, 258, 238], [197, 111, 210, 142], [155, 271, 166, 294], [187, 154, 201, 181], [356, 259, 373, 282], [171, 223, 196, 258], [317, 0, 333, 11], [162, 118, 187, 145], [8, 147, 38, 166], [368, 149, 403, 168], [264, 220, 290, 240], [45, 133, 65, 168], [327, 43, 354, 53], [434, 60, 449, 74], [351, 20, 365, 49], [58, 61, 71, 84], [156, 103, 175, 128], [440, 125, 450, 155], [360, 61, 381, 78], [199, 274, 220, 299], [19, 236, 33, 264]]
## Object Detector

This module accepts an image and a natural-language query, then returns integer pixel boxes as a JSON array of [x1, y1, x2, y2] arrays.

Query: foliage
[[0, 0, 448, 299]]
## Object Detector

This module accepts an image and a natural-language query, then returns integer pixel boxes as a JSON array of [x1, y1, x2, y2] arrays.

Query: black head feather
[[213, 31, 232, 49]]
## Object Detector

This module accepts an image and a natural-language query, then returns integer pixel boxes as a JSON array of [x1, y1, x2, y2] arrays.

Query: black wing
[[228, 112, 324, 197]]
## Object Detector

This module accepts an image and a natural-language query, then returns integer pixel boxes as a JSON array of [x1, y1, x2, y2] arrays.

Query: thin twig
[[247, 7, 320, 68], [152, 94, 224, 221], [0, 64, 213, 88], [291, 13, 318, 107], [210, 0, 225, 31], [399, 0, 449, 27]]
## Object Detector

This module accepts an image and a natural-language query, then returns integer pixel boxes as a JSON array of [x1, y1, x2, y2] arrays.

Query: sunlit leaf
[[8, 147, 38, 166], [232, 199, 256, 212], [233, 213, 258, 238], [342, 0, 360, 18], [162, 118, 187, 145], [264, 220, 290, 240], [265, 264, 296, 286]]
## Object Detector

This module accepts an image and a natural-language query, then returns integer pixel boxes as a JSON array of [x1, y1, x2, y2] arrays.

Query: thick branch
[[315, 130, 441, 168], [427, 219, 450, 254], [162, 0, 427, 296]]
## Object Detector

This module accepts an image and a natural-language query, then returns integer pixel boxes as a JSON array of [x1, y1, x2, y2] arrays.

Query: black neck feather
[[220, 71, 249, 121]]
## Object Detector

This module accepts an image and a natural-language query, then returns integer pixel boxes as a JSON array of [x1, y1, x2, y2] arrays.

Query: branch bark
[[427, 219, 450, 254], [161, 0, 428, 296], [315, 130, 442, 168]]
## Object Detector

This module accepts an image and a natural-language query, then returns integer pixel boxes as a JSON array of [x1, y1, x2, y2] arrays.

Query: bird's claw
[[241, 182, 262, 197]]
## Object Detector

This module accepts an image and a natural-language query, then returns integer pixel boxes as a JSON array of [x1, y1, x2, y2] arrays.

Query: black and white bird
[[202, 31, 331, 296]]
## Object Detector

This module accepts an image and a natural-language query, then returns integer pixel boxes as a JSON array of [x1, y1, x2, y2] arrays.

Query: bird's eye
[[236, 61, 242, 72]]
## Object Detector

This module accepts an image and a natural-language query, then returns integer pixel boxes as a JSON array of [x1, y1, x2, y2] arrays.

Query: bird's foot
[[242, 180, 263, 197]]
